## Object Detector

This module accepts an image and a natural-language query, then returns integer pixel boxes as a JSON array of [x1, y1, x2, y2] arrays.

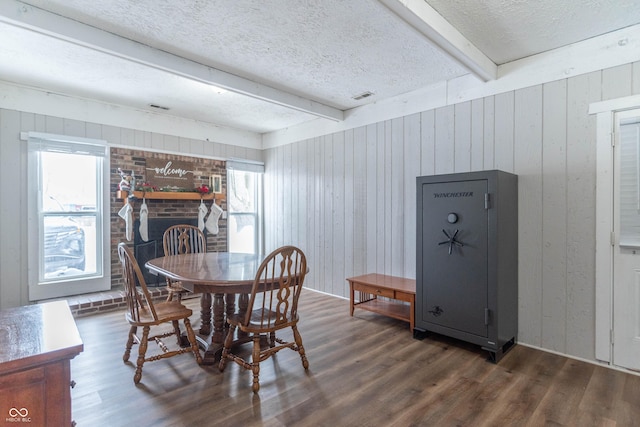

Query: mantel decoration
[[114, 156, 225, 207], [195, 184, 212, 194], [145, 158, 195, 191], [209, 174, 222, 193], [117, 168, 135, 191], [137, 182, 159, 193]]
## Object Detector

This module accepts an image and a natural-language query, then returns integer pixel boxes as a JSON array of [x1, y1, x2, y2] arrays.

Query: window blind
[[26, 132, 107, 157], [226, 159, 264, 173]]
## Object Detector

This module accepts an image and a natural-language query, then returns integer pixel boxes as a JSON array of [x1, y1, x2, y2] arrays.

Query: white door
[[613, 109, 640, 371]]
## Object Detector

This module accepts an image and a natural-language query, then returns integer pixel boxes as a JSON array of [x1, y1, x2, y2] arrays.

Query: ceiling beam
[[0, 0, 344, 122], [379, 0, 497, 81]]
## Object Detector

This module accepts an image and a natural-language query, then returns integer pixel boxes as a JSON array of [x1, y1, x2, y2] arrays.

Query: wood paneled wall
[[0, 111, 262, 309], [263, 61, 640, 362]]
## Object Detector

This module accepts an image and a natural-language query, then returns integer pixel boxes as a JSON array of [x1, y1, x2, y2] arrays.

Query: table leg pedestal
[[202, 293, 226, 364], [225, 294, 236, 320], [199, 293, 212, 335], [200, 292, 255, 364], [237, 293, 249, 340]]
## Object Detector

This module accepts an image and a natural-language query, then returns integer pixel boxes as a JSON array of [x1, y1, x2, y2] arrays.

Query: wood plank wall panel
[[382, 122, 393, 275], [602, 64, 633, 100], [454, 101, 472, 173], [332, 132, 345, 295], [343, 129, 355, 296], [494, 92, 515, 173], [420, 110, 436, 176], [262, 149, 272, 252], [353, 127, 367, 277], [290, 143, 298, 248], [263, 64, 639, 362], [470, 99, 485, 172], [0, 110, 24, 308], [365, 124, 378, 274], [434, 106, 455, 175], [514, 85, 544, 347], [302, 139, 314, 288], [483, 96, 496, 169], [565, 71, 600, 359], [390, 117, 404, 277], [375, 123, 386, 274], [296, 140, 309, 268], [283, 143, 293, 249], [322, 134, 333, 295], [541, 80, 569, 352], [0, 109, 262, 309], [312, 137, 322, 291], [404, 114, 421, 277]]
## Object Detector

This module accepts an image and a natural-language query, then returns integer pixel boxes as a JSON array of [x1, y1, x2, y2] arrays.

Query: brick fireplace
[[110, 147, 227, 291], [133, 217, 201, 286]]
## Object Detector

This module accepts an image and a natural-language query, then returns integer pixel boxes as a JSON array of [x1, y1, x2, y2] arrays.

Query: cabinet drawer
[[394, 291, 414, 302], [353, 283, 394, 298]]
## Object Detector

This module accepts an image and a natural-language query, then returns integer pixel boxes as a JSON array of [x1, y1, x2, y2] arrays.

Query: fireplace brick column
[[110, 146, 227, 290]]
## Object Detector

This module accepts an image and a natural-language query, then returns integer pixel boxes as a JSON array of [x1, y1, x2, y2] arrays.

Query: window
[[619, 117, 640, 247], [227, 160, 264, 254], [26, 132, 110, 300]]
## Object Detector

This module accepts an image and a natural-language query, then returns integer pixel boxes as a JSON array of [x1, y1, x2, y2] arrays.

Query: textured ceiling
[[427, 0, 640, 64], [0, 0, 639, 135], [18, 0, 467, 109]]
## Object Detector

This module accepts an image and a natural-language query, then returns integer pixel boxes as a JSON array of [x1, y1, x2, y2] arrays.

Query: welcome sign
[[145, 158, 195, 190]]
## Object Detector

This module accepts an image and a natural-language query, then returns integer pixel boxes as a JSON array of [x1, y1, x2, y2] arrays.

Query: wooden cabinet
[[0, 301, 83, 426], [347, 273, 416, 331]]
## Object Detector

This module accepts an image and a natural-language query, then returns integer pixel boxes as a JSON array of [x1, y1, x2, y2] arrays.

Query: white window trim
[[591, 95, 640, 363], [227, 160, 265, 255], [25, 132, 111, 301]]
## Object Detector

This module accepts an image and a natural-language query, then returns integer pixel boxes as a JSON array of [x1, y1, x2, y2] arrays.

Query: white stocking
[[139, 200, 149, 242], [198, 200, 207, 231], [205, 201, 223, 235], [118, 201, 133, 241]]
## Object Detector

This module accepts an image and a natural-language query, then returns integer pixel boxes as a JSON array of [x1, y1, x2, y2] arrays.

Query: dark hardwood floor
[[71, 290, 640, 426]]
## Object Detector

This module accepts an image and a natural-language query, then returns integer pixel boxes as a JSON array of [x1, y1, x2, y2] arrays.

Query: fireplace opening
[[133, 217, 203, 286]]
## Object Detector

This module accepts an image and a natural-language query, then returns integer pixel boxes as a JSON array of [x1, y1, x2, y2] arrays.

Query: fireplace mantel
[[116, 190, 224, 203]]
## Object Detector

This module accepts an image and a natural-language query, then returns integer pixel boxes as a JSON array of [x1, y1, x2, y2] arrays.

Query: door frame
[[591, 94, 640, 364]]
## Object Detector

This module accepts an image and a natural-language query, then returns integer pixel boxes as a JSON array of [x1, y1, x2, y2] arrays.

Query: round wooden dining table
[[146, 252, 265, 364]]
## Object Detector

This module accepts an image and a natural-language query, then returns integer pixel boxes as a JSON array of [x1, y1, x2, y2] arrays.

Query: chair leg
[[134, 325, 150, 384], [251, 335, 261, 393], [218, 324, 236, 372], [269, 331, 276, 348], [292, 325, 309, 369], [183, 317, 202, 364], [171, 320, 182, 346], [123, 325, 137, 362]]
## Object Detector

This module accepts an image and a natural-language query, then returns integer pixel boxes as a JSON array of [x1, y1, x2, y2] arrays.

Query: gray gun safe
[[415, 170, 518, 362]]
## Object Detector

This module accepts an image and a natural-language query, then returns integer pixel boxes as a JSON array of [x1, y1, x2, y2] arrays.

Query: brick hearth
[[41, 287, 195, 317]]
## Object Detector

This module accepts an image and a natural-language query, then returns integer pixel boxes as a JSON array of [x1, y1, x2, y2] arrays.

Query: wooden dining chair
[[118, 243, 202, 384], [162, 224, 207, 302], [218, 245, 309, 392]]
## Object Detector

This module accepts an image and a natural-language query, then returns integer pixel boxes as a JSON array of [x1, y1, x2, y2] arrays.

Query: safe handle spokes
[[438, 229, 464, 255]]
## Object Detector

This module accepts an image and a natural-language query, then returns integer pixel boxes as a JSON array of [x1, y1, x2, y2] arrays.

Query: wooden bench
[[347, 273, 416, 331]]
